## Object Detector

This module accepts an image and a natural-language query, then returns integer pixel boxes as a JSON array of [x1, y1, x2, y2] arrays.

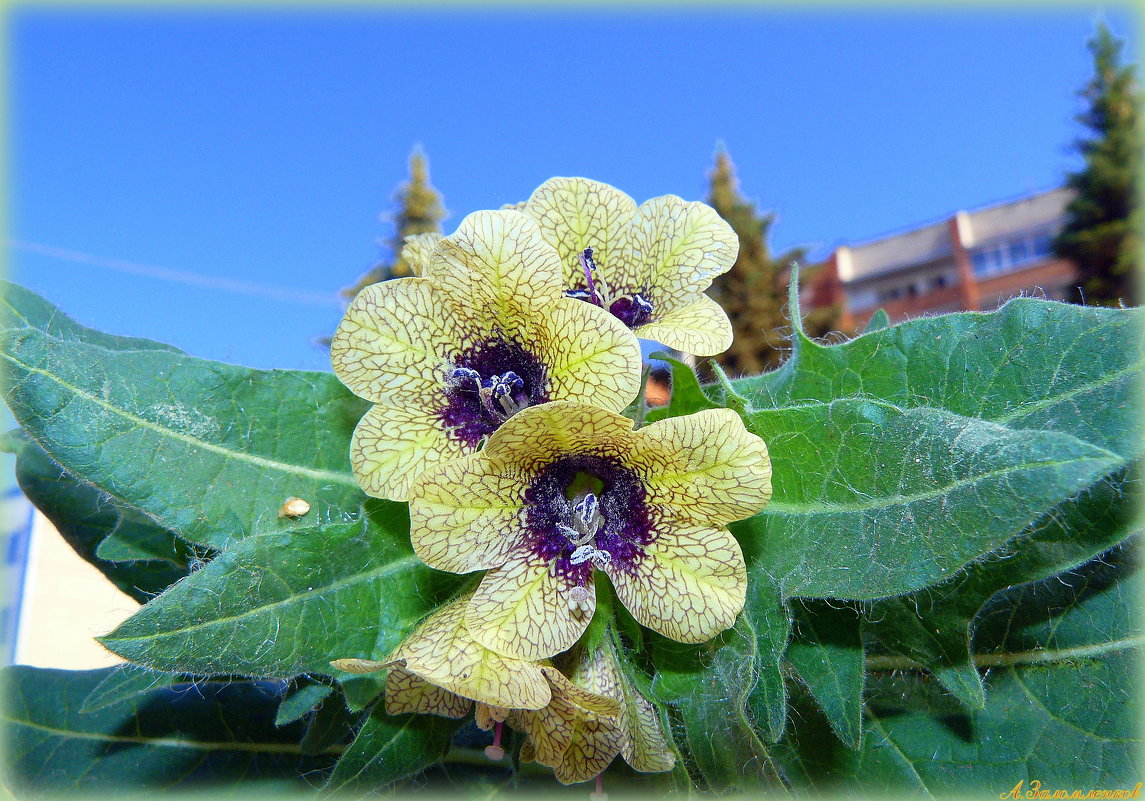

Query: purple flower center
[[440, 338, 549, 448], [521, 454, 655, 593], [565, 247, 655, 330], [608, 295, 655, 328]]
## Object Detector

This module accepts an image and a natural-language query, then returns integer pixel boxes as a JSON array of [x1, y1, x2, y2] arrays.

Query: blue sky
[[7, 6, 1138, 372]]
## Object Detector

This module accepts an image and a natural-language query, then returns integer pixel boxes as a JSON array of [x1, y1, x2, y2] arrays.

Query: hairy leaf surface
[[5, 430, 190, 603], [1, 665, 331, 793], [100, 503, 462, 680], [782, 549, 1141, 793], [735, 400, 1120, 598], [0, 281, 370, 549]]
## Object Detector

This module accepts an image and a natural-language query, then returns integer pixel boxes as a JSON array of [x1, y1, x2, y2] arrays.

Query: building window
[[846, 289, 878, 312], [970, 227, 1057, 278]]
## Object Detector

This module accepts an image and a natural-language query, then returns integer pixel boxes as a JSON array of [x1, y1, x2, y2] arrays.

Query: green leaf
[[100, 503, 461, 681], [783, 548, 1141, 793], [276, 680, 336, 727], [861, 308, 890, 333], [1, 281, 184, 354], [786, 600, 864, 749], [300, 692, 361, 756], [744, 571, 790, 743], [645, 352, 718, 422], [736, 399, 1121, 598], [1, 665, 332, 793], [7, 430, 190, 603], [649, 573, 788, 791], [322, 707, 460, 794], [79, 663, 179, 714], [865, 595, 988, 710], [0, 281, 371, 549], [863, 461, 1141, 709], [734, 297, 1143, 459]]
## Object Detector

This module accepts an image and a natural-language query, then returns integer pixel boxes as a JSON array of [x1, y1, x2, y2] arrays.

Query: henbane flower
[[521, 177, 739, 356], [408, 400, 772, 661], [331, 593, 621, 759], [330, 210, 642, 501], [513, 636, 675, 784]]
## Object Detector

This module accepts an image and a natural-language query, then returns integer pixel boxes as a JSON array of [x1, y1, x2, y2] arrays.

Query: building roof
[[836, 186, 1073, 283], [958, 186, 1073, 247]]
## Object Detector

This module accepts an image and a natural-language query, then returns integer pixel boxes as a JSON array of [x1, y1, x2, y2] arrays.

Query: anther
[[574, 493, 599, 527], [450, 366, 481, 386], [570, 544, 597, 565]]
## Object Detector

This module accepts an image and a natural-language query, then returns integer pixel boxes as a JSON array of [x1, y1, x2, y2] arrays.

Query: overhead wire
[[6, 239, 344, 308]]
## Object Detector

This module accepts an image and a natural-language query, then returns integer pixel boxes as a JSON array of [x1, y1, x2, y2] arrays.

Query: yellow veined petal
[[466, 550, 594, 661], [407, 452, 526, 574], [330, 278, 454, 405], [588, 639, 676, 773], [541, 666, 621, 718], [553, 715, 625, 785], [391, 594, 552, 710], [330, 657, 390, 674], [511, 693, 577, 766], [620, 194, 738, 303], [475, 702, 510, 731], [429, 210, 565, 325], [350, 404, 470, 502], [480, 401, 637, 473], [384, 666, 472, 719], [531, 297, 642, 413], [574, 638, 674, 772], [620, 691, 676, 773], [400, 232, 443, 278], [633, 292, 733, 356], [634, 408, 772, 525], [524, 177, 638, 289], [605, 523, 746, 644]]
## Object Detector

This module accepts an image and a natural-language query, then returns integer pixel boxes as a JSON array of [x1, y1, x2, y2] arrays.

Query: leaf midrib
[[762, 453, 1120, 515], [104, 553, 422, 644], [865, 633, 1144, 671], [0, 349, 358, 488], [4, 716, 345, 756]]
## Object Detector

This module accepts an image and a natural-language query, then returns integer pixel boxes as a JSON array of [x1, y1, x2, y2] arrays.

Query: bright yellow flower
[[330, 593, 551, 712], [408, 401, 772, 661], [522, 177, 739, 356], [512, 638, 675, 785], [330, 210, 642, 501], [331, 593, 622, 762]]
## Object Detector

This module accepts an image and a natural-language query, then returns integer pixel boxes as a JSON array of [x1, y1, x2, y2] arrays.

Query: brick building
[[810, 187, 1080, 332]]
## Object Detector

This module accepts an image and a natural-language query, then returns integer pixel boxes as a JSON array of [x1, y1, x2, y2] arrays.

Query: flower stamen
[[578, 248, 601, 306], [484, 721, 506, 761], [450, 367, 529, 422]]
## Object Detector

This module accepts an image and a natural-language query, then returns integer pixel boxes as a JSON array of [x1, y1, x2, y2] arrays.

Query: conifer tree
[[1054, 23, 1140, 306], [343, 148, 446, 297], [706, 149, 837, 374]]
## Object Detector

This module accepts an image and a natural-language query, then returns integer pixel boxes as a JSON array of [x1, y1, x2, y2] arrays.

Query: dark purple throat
[[440, 338, 549, 448]]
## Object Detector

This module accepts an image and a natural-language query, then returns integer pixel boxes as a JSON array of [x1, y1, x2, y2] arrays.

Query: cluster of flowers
[[329, 177, 773, 785]]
